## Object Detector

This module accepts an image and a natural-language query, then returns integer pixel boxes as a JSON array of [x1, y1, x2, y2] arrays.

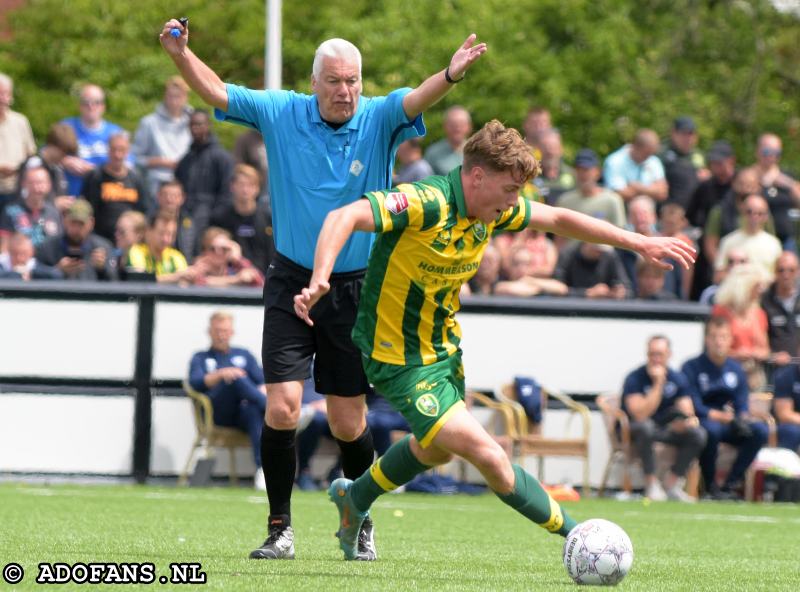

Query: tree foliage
[[1, 0, 798, 169]]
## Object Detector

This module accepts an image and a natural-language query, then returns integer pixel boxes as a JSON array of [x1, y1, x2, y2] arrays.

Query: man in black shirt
[[659, 117, 709, 210], [211, 164, 274, 272]]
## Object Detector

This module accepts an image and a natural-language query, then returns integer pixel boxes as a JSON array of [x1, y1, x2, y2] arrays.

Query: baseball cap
[[66, 199, 94, 222], [673, 116, 697, 133], [706, 140, 734, 162], [574, 148, 599, 168]]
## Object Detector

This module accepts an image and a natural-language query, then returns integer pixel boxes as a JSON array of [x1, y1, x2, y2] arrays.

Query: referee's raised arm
[[159, 18, 228, 112], [401, 33, 487, 120]]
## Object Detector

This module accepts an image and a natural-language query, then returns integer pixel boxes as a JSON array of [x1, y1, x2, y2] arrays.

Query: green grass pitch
[[1, 483, 798, 591]]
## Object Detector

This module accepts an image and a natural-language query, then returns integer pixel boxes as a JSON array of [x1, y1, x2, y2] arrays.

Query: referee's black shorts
[[261, 253, 370, 397]]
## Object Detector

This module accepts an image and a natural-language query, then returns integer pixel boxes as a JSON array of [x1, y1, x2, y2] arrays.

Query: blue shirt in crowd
[[681, 353, 749, 419], [603, 144, 665, 192], [60, 117, 130, 196], [621, 365, 692, 425], [215, 85, 425, 272], [773, 364, 800, 411], [188, 346, 263, 393]]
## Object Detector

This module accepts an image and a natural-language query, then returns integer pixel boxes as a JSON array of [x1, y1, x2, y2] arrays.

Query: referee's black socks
[[261, 424, 296, 523], [335, 425, 375, 480]]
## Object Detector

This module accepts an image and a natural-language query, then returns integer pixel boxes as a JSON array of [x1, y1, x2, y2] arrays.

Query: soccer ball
[[563, 519, 634, 586]]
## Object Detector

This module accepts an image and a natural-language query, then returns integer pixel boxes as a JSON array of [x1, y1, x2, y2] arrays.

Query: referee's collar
[[448, 166, 468, 218], [310, 95, 364, 132]]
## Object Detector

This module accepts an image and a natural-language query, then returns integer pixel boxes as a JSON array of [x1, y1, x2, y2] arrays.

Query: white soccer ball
[[563, 519, 634, 586]]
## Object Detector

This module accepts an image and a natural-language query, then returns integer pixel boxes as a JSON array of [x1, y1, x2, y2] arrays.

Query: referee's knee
[[328, 414, 367, 441], [266, 400, 302, 429]]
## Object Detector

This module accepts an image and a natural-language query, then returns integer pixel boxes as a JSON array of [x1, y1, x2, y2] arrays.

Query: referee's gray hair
[[312, 38, 362, 79]]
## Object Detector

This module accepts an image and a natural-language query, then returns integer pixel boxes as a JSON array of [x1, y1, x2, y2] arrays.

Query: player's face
[[471, 168, 523, 223], [705, 325, 732, 360], [209, 319, 233, 351], [312, 57, 361, 124]]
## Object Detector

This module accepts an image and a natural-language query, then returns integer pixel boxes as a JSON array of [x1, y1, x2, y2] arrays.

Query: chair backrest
[[595, 393, 627, 450], [182, 379, 214, 438]]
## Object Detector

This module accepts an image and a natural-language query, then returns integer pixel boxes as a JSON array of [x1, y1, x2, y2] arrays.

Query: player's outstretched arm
[[401, 34, 487, 120], [293, 199, 377, 326], [159, 18, 228, 111], [527, 201, 696, 271]]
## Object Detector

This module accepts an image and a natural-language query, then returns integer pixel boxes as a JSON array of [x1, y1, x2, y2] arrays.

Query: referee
[[160, 18, 486, 560]]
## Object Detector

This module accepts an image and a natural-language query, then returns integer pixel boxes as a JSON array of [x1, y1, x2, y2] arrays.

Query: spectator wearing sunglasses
[[715, 194, 782, 281], [743, 134, 800, 250]]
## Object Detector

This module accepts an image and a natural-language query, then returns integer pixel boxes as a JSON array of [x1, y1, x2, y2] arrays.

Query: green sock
[[497, 464, 577, 537], [350, 435, 430, 512]]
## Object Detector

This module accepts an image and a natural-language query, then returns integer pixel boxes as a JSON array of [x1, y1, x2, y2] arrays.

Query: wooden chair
[[498, 383, 591, 495], [596, 393, 633, 496], [178, 380, 252, 486]]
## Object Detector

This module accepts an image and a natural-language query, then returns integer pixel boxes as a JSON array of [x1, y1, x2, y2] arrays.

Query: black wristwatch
[[445, 66, 464, 84]]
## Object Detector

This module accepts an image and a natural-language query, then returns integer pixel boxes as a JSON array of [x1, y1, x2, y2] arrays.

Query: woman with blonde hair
[[711, 263, 771, 388]]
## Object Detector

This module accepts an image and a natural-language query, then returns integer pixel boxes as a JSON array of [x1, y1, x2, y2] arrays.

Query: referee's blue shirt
[[215, 85, 425, 272]]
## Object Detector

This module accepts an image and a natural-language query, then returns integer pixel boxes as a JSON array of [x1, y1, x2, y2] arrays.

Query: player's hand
[[159, 18, 188, 56], [636, 235, 696, 271], [447, 34, 488, 80], [293, 280, 330, 326]]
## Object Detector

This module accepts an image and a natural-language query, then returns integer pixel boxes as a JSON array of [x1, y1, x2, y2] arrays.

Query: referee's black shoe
[[356, 516, 377, 561], [250, 516, 295, 560]]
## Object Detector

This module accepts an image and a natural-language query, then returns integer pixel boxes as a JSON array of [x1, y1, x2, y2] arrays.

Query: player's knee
[[266, 400, 301, 429], [328, 414, 366, 441], [473, 442, 510, 478]]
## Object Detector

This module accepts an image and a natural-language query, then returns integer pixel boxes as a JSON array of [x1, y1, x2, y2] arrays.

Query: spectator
[[522, 105, 551, 158], [113, 210, 147, 280], [174, 109, 235, 257], [233, 130, 268, 196], [0, 166, 62, 252], [621, 335, 706, 502], [81, 132, 150, 243], [132, 76, 193, 197], [423, 105, 472, 175], [553, 241, 630, 299], [687, 141, 736, 300], [711, 264, 771, 389], [60, 84, 127, 196], [466, 243, 501, 295], [393, 138, 434, 184], [494, 245, 568, 298], [0, 73, 36, 208], [603, 129, 668, 203], [772, 361, 800, 453], [497, 227, 557, 280], [555, 148, 625, 230], [620, 196, 684, 299], [188, 311, 268, 490], [698, 247, 748, 305], [682, 316, 769, 500], [36, 199, 115, 281], [211, 164, 275, 272], [702, 168, 775, 270], [659, 116, 709, 209], [635, 260, 676, 301], [188, 227, 264, 288], [745, 133, 800, 250], [532, 128, 575, 205], [715, 194, 782, 280], [18, 123, 78, 212], [761, 251, 800, 367], [658, 202, 693, 299], [151, 180, 193, 260], [0, 232, 61, 280], [125, 213, 190, 284]]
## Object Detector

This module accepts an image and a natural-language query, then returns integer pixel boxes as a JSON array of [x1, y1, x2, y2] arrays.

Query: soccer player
[[294, 120, 695, 559], [160, 19, 486, 560]]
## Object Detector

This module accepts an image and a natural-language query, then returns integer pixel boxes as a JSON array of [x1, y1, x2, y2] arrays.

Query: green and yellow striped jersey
[[353, 167, 532, 366]]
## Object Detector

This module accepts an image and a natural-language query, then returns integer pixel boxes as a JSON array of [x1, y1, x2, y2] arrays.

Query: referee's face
[[312, 57, 361, 124]]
